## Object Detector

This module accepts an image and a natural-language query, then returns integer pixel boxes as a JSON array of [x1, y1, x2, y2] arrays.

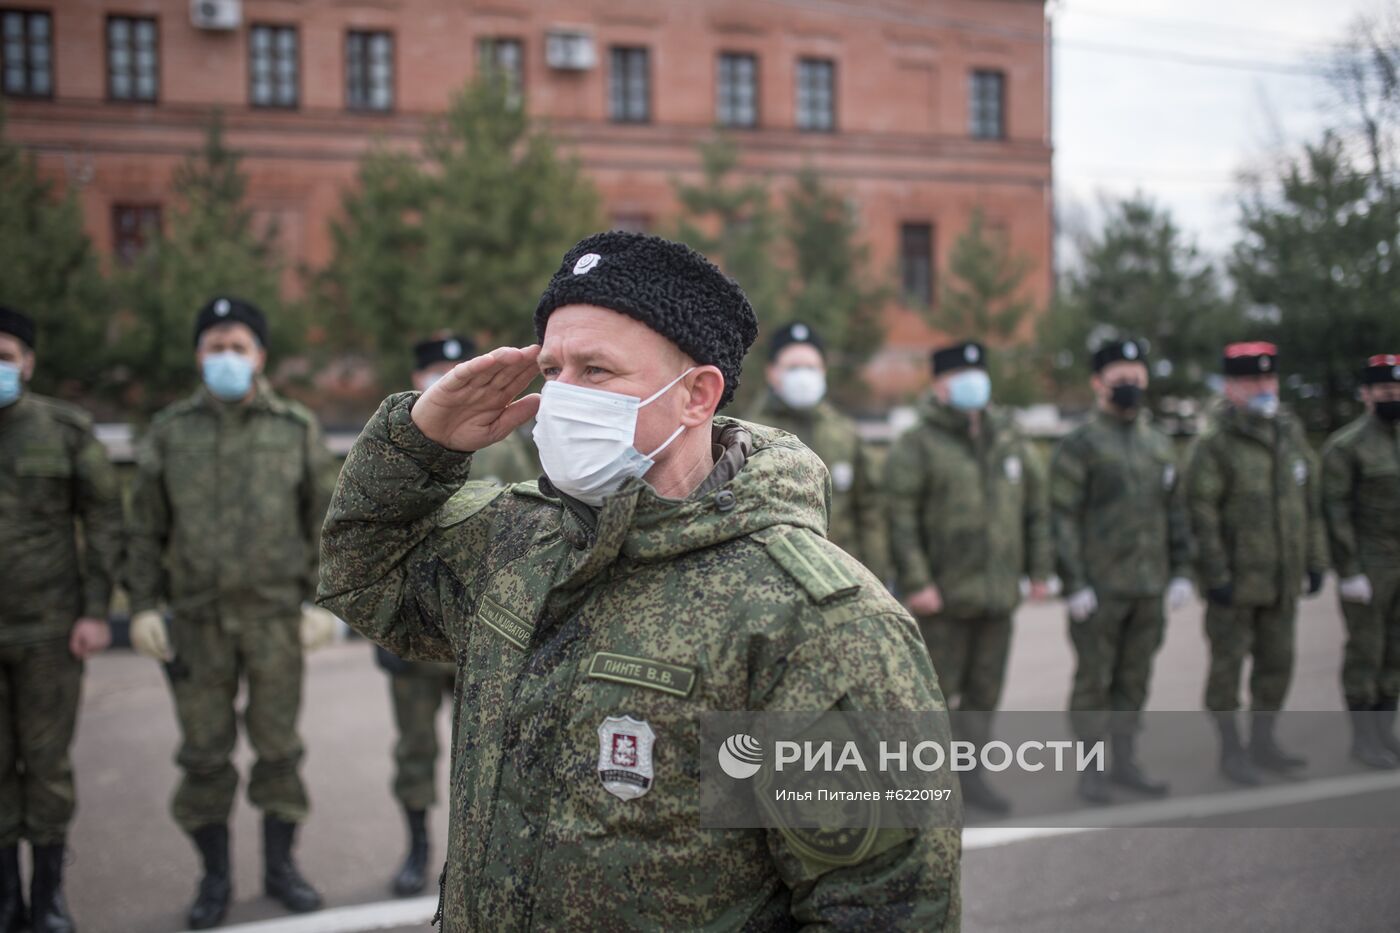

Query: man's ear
[[21, 350, 36, 382], [252, 346, 269, 374], [682, 366, 726, 425]]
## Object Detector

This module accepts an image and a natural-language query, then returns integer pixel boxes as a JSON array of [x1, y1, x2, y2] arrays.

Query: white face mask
[[776, 366, 826, 410], [532, 367, 695, 506]]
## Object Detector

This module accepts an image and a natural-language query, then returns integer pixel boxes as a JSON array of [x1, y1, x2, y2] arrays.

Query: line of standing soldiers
[[762, 324, 1400, 811], [3, 292, 1399, 930]]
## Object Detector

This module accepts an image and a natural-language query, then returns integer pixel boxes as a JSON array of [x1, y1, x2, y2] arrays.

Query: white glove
[[1339, 574, 1374, 605], [129, 610, 172, 662], [1067, 588, 1098, 623], [1166, 577, 1194, 611], [300, 604, 340, 652]]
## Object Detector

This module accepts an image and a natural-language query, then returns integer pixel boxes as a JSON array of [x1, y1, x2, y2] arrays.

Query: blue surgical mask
[[202, 351, 256, 402], [947, 370, 991, 411], [1247, 392, 1279, 419], [0, 361, 21, 408]]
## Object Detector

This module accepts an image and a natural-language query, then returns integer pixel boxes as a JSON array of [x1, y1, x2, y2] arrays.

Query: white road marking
[[964, 768, 1400, 849], [206, 895, 437, 933]]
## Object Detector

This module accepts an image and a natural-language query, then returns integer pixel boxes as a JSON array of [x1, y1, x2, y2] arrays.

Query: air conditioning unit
[[190, 0, 241, 31], [546, 31, 596, 70]]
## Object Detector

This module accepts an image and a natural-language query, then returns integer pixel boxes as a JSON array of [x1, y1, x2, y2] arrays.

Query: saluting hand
[[411, 345, 542, 453]]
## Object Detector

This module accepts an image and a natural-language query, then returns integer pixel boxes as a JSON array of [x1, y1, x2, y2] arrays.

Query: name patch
[[588, 652, 696, 698], [478, 595, 532, 651]]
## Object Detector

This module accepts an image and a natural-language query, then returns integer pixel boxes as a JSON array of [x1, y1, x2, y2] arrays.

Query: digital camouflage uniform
[[377, 429, 540, 812], [319, 394, 961, 931], [883, 396, 1052, 737], [1322, 413, 1400, 705], [1186, 404, 1329, 712], [1051, 411, 1192, 739], [0, 393, 122, 846], [746, 391, 888, 579], [125, 380, 335, 832]]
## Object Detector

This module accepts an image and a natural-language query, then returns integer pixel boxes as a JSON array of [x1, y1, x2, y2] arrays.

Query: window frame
[[795, 56, 836, 133], [248, 22, 300, 110], [105, 13, 160, 104], [111, 202, 162, 266], [1, 7, 54, 99], [969, 68, 1006, 140], [608, 45, 650, 124], [716, 50, 758, 129], [345, 28, 395, 113], [477, 35, 524, 107], [900, 221, 935, 309]]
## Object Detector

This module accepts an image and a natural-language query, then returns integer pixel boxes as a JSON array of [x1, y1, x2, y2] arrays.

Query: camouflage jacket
[[884, 397, 1052, 617], [1322, 413, 1400, 580], [378, 428, 540, 679], [746, 392, 888, 579], [126, 380, 335, 625], [0, 393, 123, 646], [1185, 404, 1329, 607], [1050, 410, 1192, 598], [319, 393, 961, 932]]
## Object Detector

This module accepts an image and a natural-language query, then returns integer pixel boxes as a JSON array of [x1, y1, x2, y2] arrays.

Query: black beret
[[414, 334, 476, 370], [1362, 354, 1400, 385], [1092, 338, 1147, 373], [194, 296, 268, 348], [0, 305, 35, 349], [533, 231, 758, 409], [768, 321, 825, 361], [931, 341, 986, 376], [1223, 341, 1277, 376]]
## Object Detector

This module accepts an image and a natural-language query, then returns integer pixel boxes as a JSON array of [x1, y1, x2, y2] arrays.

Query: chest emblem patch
[[1293, 459, 1308, 486], [830, 461, 854, 492], [1004, 455, 1023, 484], [598, 715, 655, 801]]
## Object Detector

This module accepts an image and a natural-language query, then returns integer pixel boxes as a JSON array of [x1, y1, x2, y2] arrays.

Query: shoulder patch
[[29, 394, 93, 431], [509, 479, 556, 502], [763, 528, 862, 604], [437, 482, 508, 528]]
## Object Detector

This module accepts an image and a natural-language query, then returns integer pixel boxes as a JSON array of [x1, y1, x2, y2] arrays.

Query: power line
[[1055, 37, 1330, 78], [1062, 3, 1350, 54]]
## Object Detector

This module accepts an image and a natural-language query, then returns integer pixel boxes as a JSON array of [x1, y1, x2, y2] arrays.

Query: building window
[[610, 212, 651, 234], [107, 15, 158, 102], [346, 30, 393, 111], [970, 69, 1005, 139], [2, 9, 52, 98], [250, 24, 298, 109], [796, 57, 835, 132], [112, 204, 161, 265], [716, 52, 757, 128], [478, 37, 523, 107], [609, 46, 649, 123], [900, 222, 934, 308]]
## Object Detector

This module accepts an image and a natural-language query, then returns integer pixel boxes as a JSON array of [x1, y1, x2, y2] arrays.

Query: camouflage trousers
[[388, 666, 454, 811], [165, 612, 308, 832], [1341, 567, 1400, 705], [1069, 597, 1165, 739], [0, 638, 82, 846], [1204, 600, 1297, 713], [917, 614, 1012, 716]]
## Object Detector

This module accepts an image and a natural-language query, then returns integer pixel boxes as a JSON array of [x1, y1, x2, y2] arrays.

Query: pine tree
[[1233, 132, 1400, 431], [0, 105, 110, 399], [783, 167, 890, 401], [114, 112, 294, 409]]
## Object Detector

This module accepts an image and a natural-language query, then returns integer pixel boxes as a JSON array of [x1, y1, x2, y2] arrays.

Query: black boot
[[959, 765, 1012, 816], [29, 843, 74, 933], [1214, 712, 1261, 786], [1347, 699, 1399, 770], [1109, 733, 1170, 797], [262, 815, 322, 914], [1076, 766, 1112, 805], [391, 809, 429, 897], [1375, 696, 1400, 759], [187, 824, 231, 930], [1249, 711, 1307, 773], [0, 846, 23, 933]]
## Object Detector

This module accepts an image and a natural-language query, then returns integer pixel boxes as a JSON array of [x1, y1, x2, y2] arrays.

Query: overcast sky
[[1051, 0, 1388, 261]]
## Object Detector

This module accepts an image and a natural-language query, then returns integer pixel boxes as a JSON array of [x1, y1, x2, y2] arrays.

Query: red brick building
[[4, 0, 1052, 400]]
